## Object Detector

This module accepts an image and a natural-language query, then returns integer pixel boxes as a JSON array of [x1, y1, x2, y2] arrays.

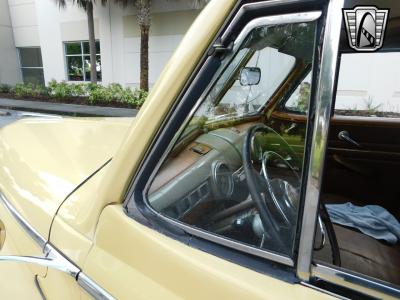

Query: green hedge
[[0, 80, 147, 108]]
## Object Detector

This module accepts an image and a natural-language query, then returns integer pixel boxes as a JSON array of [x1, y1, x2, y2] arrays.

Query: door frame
[[295, 0, 400, 298], [125, 0, 327, 284]]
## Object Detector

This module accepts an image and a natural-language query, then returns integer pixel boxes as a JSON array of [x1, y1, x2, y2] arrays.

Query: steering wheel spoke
[[242, 124, 301, 254]]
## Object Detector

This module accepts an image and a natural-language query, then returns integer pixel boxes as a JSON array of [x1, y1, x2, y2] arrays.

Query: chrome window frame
[[296, 0, 400, 298], [140, 11, 322, 268], [296, 0, 345, 281]]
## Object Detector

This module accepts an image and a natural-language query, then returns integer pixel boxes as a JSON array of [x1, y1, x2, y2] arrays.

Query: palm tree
[[190, 0, 209, 9], [115, 0, 150, 91], [115, 0, 209, 92], [55, 0, 107, 84]]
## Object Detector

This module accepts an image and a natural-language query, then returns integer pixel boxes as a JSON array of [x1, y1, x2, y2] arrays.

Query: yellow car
[[1, 0, 399, 299]]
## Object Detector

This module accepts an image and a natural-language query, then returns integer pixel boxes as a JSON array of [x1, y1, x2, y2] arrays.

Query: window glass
[[19, 48, 43, 68], [65, 41, 102, 81], [216, 48, 295, 116], [285, 72, 312, 113], [84, 55, 102, 82], [335, 53, 400, 118], [67, 56, 84, 81], [147, 20, 317, 258], [21, 69, 45, 85], [18, 47, 44, 85], [65, 42, 81, 55], [83, 41, 101, 55], [314, 0, 400, 288]]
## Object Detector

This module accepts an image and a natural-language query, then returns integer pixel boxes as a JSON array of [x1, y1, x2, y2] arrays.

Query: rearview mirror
[[239, 67, 261, 86]]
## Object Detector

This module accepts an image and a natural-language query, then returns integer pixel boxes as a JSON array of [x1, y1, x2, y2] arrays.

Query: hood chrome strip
[[0, 191, 115, 300]]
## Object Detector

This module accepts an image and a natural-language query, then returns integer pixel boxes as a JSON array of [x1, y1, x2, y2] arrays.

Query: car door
[[38, 1, 341, 299]]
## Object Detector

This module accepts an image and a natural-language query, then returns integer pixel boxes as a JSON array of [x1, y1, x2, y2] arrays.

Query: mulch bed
[[0, 93, 138, 109]]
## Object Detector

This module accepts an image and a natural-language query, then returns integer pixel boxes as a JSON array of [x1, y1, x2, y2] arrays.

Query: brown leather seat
[[315, 195, 400, 286], [315, 224, 400, 286]]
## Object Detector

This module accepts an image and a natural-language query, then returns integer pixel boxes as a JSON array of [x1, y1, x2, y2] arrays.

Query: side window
[[284, 72, 312, 113], [314, 39, 400, 291], [18, 47, 45, 85], [335, 52, 400, 118], [146, 18, 318, 259]]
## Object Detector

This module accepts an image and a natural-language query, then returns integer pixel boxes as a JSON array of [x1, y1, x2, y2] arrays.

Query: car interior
[[313, 3, 400, 286], [147, 2, 400, 288]]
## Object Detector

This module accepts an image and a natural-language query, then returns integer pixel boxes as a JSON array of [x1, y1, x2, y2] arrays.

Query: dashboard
[[148, 124, 256, 222]]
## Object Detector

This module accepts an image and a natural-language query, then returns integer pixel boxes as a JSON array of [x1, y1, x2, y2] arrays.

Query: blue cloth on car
[[326, 202, 400, 245]]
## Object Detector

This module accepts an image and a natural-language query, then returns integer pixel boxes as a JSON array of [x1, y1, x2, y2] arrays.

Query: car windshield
[[197, 46, 296, 122], [177, 23, 314, 142]]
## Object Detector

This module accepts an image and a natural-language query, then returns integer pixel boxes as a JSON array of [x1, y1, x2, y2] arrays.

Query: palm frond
[[55, 0, 109, 11]]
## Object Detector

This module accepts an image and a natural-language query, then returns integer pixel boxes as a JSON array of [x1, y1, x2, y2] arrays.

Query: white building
[[0, 0, 399, 113], [1, 0, 202, 87]]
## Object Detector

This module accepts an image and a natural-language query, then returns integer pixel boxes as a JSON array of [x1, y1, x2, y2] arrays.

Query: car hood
[[0, 115, 133, 238]]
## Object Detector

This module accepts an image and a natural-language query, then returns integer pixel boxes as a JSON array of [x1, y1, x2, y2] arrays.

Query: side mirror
[[239, 67, 261, 86]]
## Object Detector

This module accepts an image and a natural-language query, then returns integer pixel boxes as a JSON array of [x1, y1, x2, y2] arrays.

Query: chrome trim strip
[[0, 191, 115, 300], [148, 206, 294, 266], [141, 10, 322, 268], [296, 0, 344, 281], [0, 253, 79, 277], [78, 273, 115, 300], [300, 281, 350, 300], [0, 192, 46, 249], [312, 264, 400, 300], [221, 0, 313, 41], [235, 11, 322, 45]]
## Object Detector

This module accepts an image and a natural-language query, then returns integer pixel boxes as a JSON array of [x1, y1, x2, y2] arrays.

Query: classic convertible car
[[0, 0, 399, 299]]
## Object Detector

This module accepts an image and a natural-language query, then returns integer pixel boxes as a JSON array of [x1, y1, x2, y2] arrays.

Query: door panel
[[83, 205, 334, 300], [37, 269, 82, 300], [323, 116, 400, 214], [270, 110, 400, 213]]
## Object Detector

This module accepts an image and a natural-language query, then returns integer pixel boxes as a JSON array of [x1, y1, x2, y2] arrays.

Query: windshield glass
[[178, 22, 315, 141], [195, 48, 295, 122]]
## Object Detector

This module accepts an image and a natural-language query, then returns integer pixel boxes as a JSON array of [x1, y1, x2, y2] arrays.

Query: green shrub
[[70, 83, 86, 97], [13, 83, 49, 97], [0, 84, 12, 93], [7, 80, 147, 108], [133, 88, 148, 106], [48, 80, 73, 98], [88, 85, 114, 104], [14, 83, 33, 97]]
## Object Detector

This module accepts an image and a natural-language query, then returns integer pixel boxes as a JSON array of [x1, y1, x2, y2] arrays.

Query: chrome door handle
[[338, 130, 361, 148]]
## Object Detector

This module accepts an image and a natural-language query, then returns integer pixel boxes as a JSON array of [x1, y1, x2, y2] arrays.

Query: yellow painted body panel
[[37, 1, 333, 299], [97, 0, 238, 207], [83, 205, 334, 300], [0, 1, 340, 299], [0, 195, 44, 299], [0, 116, 132, 238]]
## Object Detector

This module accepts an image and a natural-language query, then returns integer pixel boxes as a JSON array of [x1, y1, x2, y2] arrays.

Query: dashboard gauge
[[211, 161, 234, 199]]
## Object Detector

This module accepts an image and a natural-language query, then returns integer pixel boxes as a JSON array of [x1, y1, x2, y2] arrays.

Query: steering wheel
[[242, 124, 301, 253], [242, 124, 341, 264]]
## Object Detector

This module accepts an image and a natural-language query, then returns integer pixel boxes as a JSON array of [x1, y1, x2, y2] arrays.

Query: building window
[[18, 47, 45, 85], [64, 41, 101, 82]]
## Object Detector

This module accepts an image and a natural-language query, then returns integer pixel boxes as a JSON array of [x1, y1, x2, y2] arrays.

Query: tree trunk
[[87, 2, 97, 84], [140, 25, 149, 91]]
